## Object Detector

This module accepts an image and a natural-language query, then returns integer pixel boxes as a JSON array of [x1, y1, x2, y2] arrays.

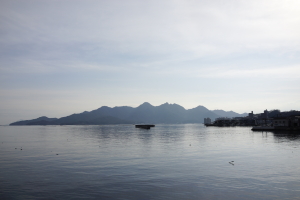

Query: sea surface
[[0, 124, 300, 200]]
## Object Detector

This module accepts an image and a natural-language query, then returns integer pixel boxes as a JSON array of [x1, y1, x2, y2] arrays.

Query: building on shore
[[205, 109, 300, 129], [248, 111, 254, 118], [272, 116, 300, 128], [273, 117, 289, 127], [252, 115, 300, 131], [204, 118, 212, 124], [211, 117, 256, 127]]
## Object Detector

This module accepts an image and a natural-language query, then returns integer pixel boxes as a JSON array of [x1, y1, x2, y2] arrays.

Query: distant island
[[10, 102, 247, 126]]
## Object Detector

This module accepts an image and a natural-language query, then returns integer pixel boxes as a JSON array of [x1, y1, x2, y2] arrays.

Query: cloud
[[1, 0, 299, 56], [0, 0, 300, 124], [176, 65, 300, 79]]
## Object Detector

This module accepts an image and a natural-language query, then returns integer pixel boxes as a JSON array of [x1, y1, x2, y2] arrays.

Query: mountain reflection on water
[[0, 125, 300, 200]]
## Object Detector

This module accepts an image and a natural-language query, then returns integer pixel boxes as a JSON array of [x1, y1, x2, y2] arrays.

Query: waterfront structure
[[205, 109, 300, 130], [204, 118, 212, 124], [252, 116, 300, 131], [273, 117, 289, 127], [205, 116, 256, 127], [249, 111, 254, 118], [272, 116, 300, 129], [263, 109, 269, 119]]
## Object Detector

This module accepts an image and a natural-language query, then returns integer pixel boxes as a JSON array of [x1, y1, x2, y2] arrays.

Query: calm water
[[0, 124, 300, 200]]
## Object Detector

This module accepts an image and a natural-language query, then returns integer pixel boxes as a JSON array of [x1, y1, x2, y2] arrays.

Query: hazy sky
[[1, 0, 300, 124]]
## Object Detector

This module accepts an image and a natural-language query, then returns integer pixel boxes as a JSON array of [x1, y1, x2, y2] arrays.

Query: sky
[[0, 0, 300, 125]]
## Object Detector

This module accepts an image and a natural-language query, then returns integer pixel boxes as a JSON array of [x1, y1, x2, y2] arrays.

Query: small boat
[[135, 125, 155, 129]]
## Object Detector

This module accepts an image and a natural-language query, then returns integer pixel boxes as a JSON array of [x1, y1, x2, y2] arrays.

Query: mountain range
[[10, 102, 247, 125]]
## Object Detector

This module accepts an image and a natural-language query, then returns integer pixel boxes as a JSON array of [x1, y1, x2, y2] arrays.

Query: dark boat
[[135, 125, 155, 129]]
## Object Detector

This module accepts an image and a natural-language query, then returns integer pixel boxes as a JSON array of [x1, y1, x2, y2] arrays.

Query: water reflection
[[1, 125, 300, 200], [271, 131, 300, 141], [257, 130, 300, 141]]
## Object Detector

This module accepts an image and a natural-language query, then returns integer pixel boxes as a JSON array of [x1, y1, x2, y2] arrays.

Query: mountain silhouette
[[10, 116, 57, 125], [10, 102, 246, 125], [212, 110, 247, 118]]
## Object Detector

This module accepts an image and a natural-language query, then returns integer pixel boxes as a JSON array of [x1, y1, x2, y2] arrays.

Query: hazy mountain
[[53, 116, 132, 125], [134, 102, 187, 123], [211, 110, 248, 118], [10, 116, 58, 125], [187, 106, 219, 123], [128, 102, 157, 123], [127, 102, 216, 123], [10, 102, 246, 125]]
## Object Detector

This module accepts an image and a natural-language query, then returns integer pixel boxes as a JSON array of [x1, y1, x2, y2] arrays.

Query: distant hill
[[10, 102, 246, 125], [10, 116, 58, 125], [211, 110, 248, 118]]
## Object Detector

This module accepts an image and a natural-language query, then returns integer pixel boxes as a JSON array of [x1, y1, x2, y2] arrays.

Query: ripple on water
[[0, 125, 300, 199]]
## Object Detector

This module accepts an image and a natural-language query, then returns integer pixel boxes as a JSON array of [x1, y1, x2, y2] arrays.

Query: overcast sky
[[1, 0, 300, 124]]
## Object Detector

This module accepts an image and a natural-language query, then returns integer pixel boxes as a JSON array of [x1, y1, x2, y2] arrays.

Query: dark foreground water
[[0, 124, 300, 200]]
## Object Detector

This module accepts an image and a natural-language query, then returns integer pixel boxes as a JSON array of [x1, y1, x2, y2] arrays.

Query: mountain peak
[[37, 116, 48, 119], [159, 102, 170, 107], [191, 105, 209, 111], [139, 102, 152, 106], [136, 102, 154, 110]]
